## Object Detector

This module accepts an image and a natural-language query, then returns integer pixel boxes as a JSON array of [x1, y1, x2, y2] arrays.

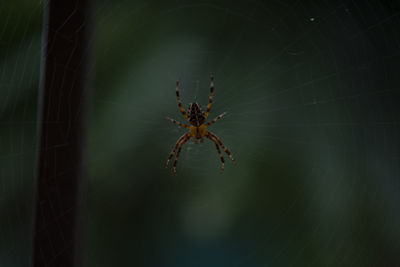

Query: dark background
[[1, 0, 400, 266]]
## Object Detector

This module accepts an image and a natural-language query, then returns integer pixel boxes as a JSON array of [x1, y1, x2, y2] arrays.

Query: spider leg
[[206, 135, 225, 171], [165, 133, 189, 168], [205, 112, 227, 127], [176, 80, 189, 121], [166, 117, 190, 129], [204, 73, 214, 118], [172, 136, 190, 175], [208, 131, 236, 165], [214, 143, 225, 171]]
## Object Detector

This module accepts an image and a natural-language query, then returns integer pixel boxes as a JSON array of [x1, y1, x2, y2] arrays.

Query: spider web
[[0, 1, 44, 266], [1, 0, 400, 266]]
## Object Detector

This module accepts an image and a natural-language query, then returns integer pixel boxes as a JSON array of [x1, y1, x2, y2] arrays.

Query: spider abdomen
[[188, 102, 205, 126]]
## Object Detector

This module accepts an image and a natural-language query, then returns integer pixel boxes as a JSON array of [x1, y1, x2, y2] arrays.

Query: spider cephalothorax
[[165, 74, 236, 174]]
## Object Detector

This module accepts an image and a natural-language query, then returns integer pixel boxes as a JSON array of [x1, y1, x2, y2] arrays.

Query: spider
[[165, 73, 236, 174]]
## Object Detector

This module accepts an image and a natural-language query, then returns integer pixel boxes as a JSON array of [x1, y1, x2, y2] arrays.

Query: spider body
[[188, 102, 206, 126], [190, 124, 207, 140], [166, 74, 236, 174]]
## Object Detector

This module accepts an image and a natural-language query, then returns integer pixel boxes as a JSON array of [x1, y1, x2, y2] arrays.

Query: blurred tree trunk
[[33, 0, 91, 266]]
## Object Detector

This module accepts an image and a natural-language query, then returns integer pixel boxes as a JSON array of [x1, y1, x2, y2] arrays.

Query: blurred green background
[[1, 0, 400, 266]]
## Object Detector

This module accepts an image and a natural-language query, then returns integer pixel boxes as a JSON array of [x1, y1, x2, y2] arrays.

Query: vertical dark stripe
[[33, 0, 91, 266]]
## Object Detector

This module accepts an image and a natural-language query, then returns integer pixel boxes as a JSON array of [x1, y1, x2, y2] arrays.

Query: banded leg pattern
[[166, 117, 190, 129], [205, 112, 227, 127], [214, 143, 225, 171], [165, 133, 188, 168], [172, 137, 189, 175], [208, 131, 236, 165], [176, 80, 189, 120], [205, 73, 214, 118]]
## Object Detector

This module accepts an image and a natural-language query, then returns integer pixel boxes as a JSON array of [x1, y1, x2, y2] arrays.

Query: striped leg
[[165, 133, 189, 168], [172, 136, 190, 175], [166, 117, 190, 129], [205, 112, 227, 127], [208, 131, 236, 165], [206, 135, 225, 171], [176, 80, 189, 121], [204, 73, 214, 118]]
